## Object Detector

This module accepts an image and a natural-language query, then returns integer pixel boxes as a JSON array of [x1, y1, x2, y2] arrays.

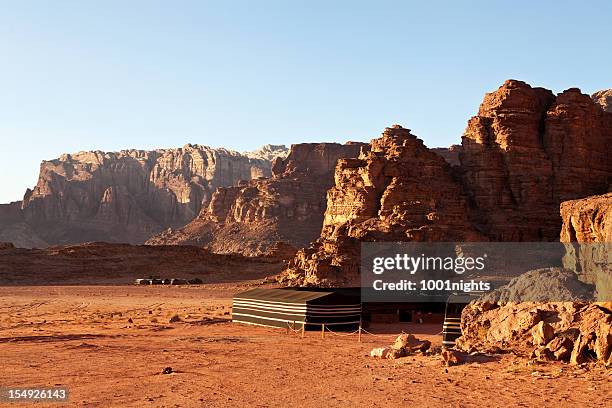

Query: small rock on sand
[[442, 349, 466, 366]]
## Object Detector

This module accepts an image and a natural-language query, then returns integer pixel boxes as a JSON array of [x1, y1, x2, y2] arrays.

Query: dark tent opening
[[232, 288, 361, 330]]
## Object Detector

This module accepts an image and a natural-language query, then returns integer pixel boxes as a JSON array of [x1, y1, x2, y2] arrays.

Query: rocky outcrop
[[2, 145, 282, 247], [479, 268, 595, 303], [456, 302, 611, 366], [452, 193, 612, 365], [461, 80, 612, 241], [592, 89, 612, 112], [282, 80, 612, 286], [561, 193, 612, 301], [281, 125, 485, 286], [561, 193, 612, 243], [146, 143, 365, 256]]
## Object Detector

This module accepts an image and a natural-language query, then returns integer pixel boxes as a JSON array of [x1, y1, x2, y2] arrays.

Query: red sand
[[0, 285, 609, 407]]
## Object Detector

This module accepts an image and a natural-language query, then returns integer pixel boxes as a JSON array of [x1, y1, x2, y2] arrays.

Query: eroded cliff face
[[461, 80, 612, 241], [282, 80, 612, 286], [146, 143, 365, 256], [561, 193, 612, 300], [0, 203, 47, 248], [2, 145, 284, 246], [281, 126, 485, 286]]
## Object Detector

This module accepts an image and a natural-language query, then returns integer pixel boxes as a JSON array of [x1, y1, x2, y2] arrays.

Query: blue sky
[[1, 1, 610, 203]]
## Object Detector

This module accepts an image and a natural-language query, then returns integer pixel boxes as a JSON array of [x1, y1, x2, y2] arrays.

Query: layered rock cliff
[[1, 145, 286, 246], [282, 80, 612, 286], [146, 142, 365, 256], [461, 80, 612, 241], [281, 125, 485, 286]]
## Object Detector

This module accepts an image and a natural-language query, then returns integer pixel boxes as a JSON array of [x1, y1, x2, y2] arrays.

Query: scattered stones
[[370, 347, 392, 359], [545, 336, 574, 361], [370, 334, 431, 360]]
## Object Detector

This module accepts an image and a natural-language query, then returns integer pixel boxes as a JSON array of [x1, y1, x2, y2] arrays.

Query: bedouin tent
[[232, 288, 361, 330]]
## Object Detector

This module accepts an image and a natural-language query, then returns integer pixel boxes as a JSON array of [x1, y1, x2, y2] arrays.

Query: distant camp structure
[[232, 288, 362, 330], [134, 277, 203, 285]]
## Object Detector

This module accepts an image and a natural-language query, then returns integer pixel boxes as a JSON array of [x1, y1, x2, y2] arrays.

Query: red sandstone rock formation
[[452, 194, 612, 365], [431, 145, 461, 167], [456, 301, 611, 365], [146, 143, 365, 256], [282, 80, 612, 286], [561, 193, 612, 245], [560, 193, 612, 300], [592, 89, 612, 112], [281, 125, 484, 286], [1, 145, 286, 247], [461, 80, 612, 241]]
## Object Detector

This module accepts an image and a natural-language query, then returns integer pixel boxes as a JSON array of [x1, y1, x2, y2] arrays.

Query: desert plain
[[1, 281, 610, 407]]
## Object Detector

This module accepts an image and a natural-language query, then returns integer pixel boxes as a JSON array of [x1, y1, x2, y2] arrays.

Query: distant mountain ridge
[[0, 144, 288, 247]]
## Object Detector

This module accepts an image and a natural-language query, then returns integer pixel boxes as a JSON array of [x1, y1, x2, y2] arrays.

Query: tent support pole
[[321, 323, 325, 339], [301, 322, 305, 338]]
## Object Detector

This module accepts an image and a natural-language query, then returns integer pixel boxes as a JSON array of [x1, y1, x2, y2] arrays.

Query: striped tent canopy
[[232, 288, 361, 330]]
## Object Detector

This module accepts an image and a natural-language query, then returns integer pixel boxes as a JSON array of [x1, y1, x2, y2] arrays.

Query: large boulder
[[456, 302, 611, 365]]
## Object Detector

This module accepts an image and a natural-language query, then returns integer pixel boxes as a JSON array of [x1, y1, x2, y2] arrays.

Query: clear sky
[[1, 0, 610, 204]]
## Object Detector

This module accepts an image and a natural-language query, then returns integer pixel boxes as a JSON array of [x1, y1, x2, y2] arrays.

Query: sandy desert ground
[[1, 284, 610, 408]]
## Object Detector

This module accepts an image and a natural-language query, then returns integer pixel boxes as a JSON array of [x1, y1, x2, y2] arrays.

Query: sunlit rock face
[[282, 80, 612, 286], [561, 193, 612, 301], [281, 125, 485, 286], [3, 145, 282, 246], [146, 142, 365, 257], [461, 80, 612, 241]]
